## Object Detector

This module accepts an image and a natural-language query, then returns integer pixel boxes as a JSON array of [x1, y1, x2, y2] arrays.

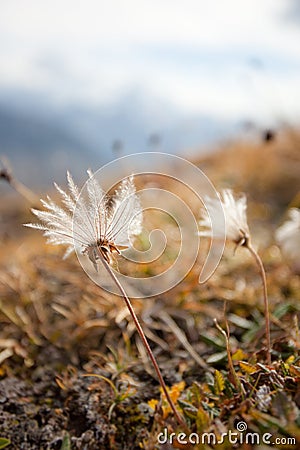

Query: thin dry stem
[[160, 311, 209, 370], [246, 243, 271, 365], [214, 318, 243, 393], [99, 253, 187, 430], [10, 178, 39, 205], [0, 158, 39, 205]]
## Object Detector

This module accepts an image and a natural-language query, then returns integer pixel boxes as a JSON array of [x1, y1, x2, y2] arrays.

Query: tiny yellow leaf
[[159, 381, 185, 419], [232, 348, 247, 361], [239, 361, 258, 374], [148, 399, 159, 410], [196, 406, 210, 433], [285, 355, 295, 365], [214, 369, 225, 394]]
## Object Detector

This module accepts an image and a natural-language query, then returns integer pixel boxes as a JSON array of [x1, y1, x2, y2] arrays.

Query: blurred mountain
[[0, 103, 99, 187], [0, 89, 233, 187]]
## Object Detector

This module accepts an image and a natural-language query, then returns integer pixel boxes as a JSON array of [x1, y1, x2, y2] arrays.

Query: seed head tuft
[[24, 171, 142, 269], [198, 189, 250, 247]]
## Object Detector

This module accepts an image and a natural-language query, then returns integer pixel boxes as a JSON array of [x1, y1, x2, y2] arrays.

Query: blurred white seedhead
[[199, 189, 250, 248], [25, 170, 142, 270], [275, 208, 300, 262], [199, 188, 272, 364]]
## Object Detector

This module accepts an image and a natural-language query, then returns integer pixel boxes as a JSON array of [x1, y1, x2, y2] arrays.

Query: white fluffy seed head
[[199, 189, 250, 246], [275, 208, 300, 262], [24, 171, 143, 268]]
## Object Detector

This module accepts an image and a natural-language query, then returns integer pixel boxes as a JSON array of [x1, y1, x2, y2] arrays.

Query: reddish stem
[[246, 243, 271, 365], [100, 254, 187, 429]]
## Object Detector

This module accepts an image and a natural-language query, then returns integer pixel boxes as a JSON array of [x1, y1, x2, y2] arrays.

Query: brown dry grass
[[0, 127, 299, 449]]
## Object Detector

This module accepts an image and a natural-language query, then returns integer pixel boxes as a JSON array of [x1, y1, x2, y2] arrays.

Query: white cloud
[[0, 0, 300, 121], [0, 0, 298, 51]]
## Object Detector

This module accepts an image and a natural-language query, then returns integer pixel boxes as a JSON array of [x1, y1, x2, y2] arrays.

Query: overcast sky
[[0, 0, 300, 123]]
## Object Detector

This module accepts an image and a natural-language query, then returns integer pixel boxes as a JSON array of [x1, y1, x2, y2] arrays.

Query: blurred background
[[0, 0, 300, 186]]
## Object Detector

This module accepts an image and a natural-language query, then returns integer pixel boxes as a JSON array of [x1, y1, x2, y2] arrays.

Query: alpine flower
[[198, 189, 250, 247], [25, 170, 142, 270], [199, 188, 271, 364], [275, 208, 300, 262], [24, 169, 186, 428]]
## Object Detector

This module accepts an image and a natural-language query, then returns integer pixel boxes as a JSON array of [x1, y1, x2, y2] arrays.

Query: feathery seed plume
[[275, 208, 300, 262], [198, 188, 272, 364], [25, 170, 142, 270], [199, 189, 250, 247], [24, 170, 186, 428]]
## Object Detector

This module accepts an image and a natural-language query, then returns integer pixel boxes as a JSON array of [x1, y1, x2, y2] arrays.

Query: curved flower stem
[[246, 243, 271, 365], [1, 159, 39, 205], [10, 177, 39, 205], [214, 318, 243, 394], [99, 255, 187, 429]]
